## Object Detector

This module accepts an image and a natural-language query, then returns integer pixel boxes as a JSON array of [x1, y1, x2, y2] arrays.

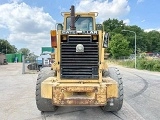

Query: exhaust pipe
[[70, 5, 76, 30]]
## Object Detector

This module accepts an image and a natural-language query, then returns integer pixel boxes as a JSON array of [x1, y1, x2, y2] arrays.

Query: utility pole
[[122, 30, 137, 69]]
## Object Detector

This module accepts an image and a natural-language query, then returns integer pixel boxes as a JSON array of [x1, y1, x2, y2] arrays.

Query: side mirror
[[96, 24, 103, 30], [57, 23, 63, 30], [103, 33, 109, 48]]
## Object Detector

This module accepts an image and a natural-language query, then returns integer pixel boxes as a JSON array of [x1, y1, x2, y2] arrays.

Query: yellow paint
[[57, 80, 99, 83], [61, 35, 67, 40], [98, 30, 103, 83], [50, 53, 55, 59], [41, 77, 118, 105], [43, 8, 119, 106], [57, 30, 61, 80], [92, 35, 98, 40], [107, 84, 118, 98], [51, 30, 56, 36], [41, 77, 53, 99]]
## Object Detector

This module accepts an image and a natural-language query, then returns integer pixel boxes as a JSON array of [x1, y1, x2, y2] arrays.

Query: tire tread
[[35, 68, 58, 112]]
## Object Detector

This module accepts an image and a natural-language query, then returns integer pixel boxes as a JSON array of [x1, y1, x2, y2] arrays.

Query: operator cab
[[61, 11, 98, 31], [66, 16, 93, 31]]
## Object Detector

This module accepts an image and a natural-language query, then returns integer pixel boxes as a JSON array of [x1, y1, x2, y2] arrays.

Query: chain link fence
[[22, 56, 40, 74], [22, 55, 52, 74]]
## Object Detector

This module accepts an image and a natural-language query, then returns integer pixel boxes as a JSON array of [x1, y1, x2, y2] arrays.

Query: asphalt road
[[0, 63, 160, 120]]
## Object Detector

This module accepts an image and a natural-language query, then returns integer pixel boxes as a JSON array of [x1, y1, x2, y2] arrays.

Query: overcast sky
[[0, 0, 159, 55]]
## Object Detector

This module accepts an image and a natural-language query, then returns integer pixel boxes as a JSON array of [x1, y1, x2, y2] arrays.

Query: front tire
[[35, 68, 58, 112], [102, 67, 123, 112]]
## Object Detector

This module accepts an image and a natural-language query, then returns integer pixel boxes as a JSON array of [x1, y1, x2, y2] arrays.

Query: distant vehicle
[[3, 59, 8, 65], [0, 53, 8, 65], [27, 53, 51, 71]]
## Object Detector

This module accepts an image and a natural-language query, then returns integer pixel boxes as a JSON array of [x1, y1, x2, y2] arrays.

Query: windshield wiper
[[75, 15, 80, 22]]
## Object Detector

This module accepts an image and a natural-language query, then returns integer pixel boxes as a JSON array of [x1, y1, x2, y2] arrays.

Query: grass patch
[[108, 58, 160, 72]]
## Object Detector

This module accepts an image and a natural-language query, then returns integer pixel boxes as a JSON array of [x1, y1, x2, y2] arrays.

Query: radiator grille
[[61, 36, 99, 79]]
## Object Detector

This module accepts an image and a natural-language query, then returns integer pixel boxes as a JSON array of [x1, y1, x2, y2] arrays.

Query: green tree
[[18, 48, 30, 57], [103, 18, 160, 55], [109, 34, 132, 59], [103, 18, 125, 37], [146, 30, 160, 52], [0, 39, 17, 54], [26, 52, 38, 61]]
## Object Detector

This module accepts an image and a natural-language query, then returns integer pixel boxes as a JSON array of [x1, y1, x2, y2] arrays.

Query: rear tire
[[36, 68, 58, 112], [102, 67, 123, 112]]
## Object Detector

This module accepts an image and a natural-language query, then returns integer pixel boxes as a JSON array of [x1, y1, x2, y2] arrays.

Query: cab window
[[66, 17, 93, 30]]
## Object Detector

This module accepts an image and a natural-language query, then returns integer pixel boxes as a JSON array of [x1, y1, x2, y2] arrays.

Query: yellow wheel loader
[[36, 5, 123, 112]]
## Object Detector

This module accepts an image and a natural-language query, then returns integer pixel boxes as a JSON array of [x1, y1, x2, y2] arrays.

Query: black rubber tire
[[102, 67, 123, 112], [36, 67, 58, 112], [38, 65, 42, 71]]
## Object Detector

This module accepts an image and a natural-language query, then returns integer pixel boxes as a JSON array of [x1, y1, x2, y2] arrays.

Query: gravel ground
[[0, 63, 160, 120]]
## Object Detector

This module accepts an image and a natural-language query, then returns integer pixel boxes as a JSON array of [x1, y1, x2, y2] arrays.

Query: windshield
[[66, 17, 93, 30]]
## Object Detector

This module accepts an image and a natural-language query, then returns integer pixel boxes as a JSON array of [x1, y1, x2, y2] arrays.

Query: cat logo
[[76, 44, 84, 52]]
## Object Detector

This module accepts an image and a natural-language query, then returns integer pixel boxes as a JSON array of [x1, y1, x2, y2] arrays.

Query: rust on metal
[[41, 76, 118, 106], [52, 85, 108, 106], [63, 99, 95, 105], [65, 86, 96, 92]]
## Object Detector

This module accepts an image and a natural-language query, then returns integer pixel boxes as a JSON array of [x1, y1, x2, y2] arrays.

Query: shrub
[[153, 62, 160, 72], [115, 58, 160, 72]]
